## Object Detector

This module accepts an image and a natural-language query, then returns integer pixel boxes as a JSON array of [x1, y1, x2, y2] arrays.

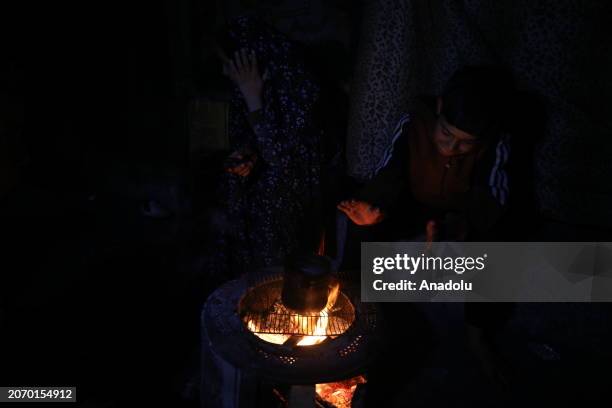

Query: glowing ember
[[246, 282, 344, 346], [316, 376, 366, 408]]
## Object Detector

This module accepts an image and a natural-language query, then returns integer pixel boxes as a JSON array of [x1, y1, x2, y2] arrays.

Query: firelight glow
[[246, 282, 342, 346]]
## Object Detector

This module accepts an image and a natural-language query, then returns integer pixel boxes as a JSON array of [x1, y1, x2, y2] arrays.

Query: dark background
[[1, 1, 204, 406]]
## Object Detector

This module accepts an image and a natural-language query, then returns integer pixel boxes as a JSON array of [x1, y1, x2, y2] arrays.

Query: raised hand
[[337, 199, 385, 226], [223, 48, 263, 112]]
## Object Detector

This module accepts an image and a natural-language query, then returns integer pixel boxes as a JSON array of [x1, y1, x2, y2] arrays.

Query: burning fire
[[296, 283, 339, 346], [246, 282, 341, 346], [316, 376, 366, 408]]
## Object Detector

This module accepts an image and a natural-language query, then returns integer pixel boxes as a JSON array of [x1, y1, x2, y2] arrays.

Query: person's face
[[433, 98, 480, 157]]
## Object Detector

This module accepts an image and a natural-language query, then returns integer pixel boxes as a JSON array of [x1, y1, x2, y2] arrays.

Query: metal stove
[[201, 265, 381, 408]]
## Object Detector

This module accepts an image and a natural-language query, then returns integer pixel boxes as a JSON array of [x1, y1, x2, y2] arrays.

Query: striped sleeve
[[357, 113, 412, 213], [372, 113, 411, 177], [487, 134, 511, 206]]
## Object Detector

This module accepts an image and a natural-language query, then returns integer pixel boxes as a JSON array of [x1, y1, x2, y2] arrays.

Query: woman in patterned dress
[[208, 16, 325, 281]]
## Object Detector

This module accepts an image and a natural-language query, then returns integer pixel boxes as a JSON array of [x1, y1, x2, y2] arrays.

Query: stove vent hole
[[339, 335, 363, 357]]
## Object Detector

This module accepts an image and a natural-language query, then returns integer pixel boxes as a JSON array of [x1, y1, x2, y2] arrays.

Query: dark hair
[[441, 65, 515, 139]]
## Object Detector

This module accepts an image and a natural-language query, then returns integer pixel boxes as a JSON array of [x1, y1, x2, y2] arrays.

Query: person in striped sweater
[[337, 67, 520, 397], [338, 66, 515, 242]]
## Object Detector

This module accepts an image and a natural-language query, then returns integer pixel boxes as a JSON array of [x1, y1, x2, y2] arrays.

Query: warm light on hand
[[337, 200, 385, 226]]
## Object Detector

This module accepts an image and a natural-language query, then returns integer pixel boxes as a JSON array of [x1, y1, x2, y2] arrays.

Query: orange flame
[[247, 282, 341, 347], [295, 282, 339, 346]]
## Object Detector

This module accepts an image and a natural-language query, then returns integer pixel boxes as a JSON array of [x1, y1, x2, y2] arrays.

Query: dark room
[[2, 1, 612, 407]]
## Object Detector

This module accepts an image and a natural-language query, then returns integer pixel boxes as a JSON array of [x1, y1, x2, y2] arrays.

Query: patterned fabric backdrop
[[347, 0, 612, 227]]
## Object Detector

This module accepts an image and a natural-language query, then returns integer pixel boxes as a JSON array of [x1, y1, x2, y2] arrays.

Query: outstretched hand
[[337, 199, 385, 226]]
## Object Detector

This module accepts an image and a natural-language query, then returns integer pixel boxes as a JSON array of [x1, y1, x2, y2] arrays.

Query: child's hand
[[337, 199, 385, 226]]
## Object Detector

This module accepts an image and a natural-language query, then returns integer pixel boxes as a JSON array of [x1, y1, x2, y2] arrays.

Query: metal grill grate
[[244, 309, 354, 336], [240, 278, 356, 337]]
